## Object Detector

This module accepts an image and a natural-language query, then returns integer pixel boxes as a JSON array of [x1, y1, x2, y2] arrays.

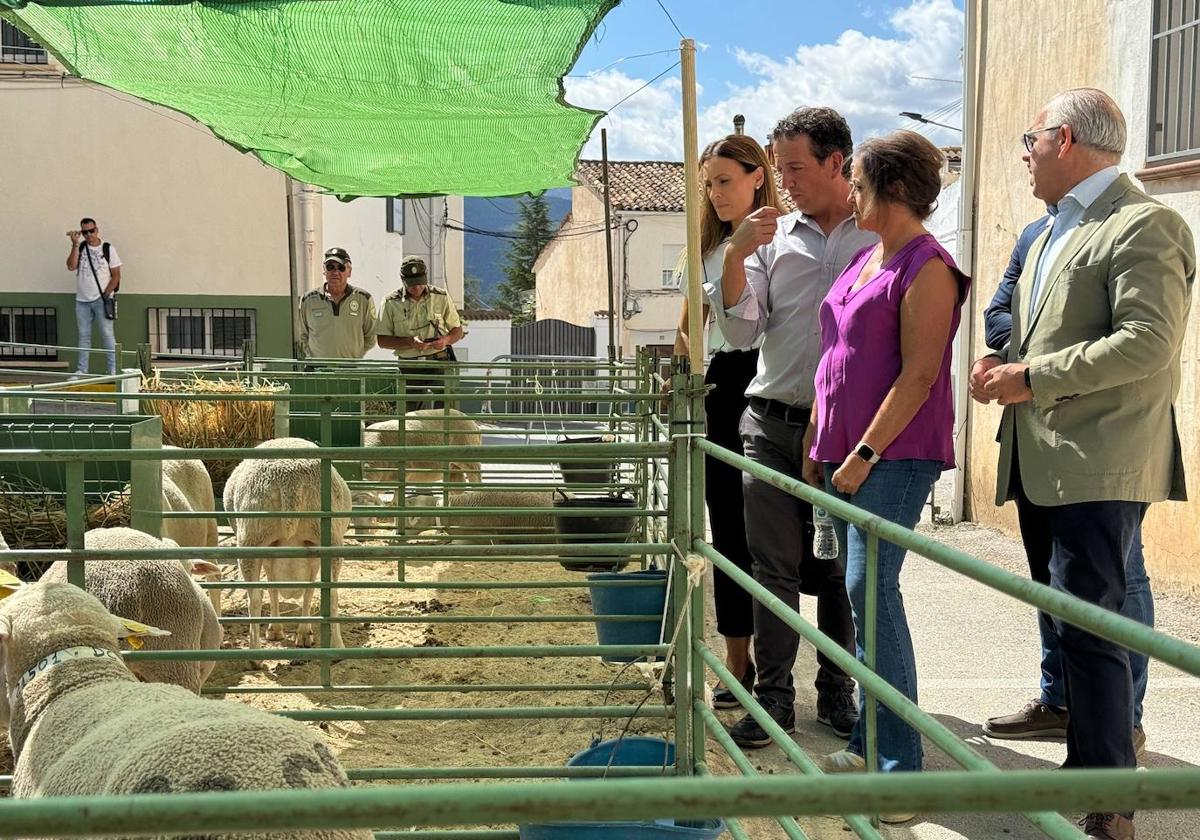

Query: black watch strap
[[1023, 368, 1032, 389]]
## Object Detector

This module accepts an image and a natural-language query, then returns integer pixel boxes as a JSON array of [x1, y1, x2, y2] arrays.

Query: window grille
[[1149, 0, 1200, 162], [1, 21, 47, 64], [0, 307, 57, 360], [148, 308, 256, 357]]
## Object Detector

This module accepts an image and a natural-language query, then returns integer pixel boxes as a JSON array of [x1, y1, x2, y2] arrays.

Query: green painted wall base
[[0, 292, 293, 371]]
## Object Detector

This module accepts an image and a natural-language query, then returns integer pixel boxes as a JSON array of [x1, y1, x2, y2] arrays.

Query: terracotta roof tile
[[576, 158, 796, 214]]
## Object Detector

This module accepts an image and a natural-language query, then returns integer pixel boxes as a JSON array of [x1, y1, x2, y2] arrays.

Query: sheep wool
[[161, 452, 220, 550], [224, 438, 352, 652], [39, 527, 222, 694], [444, 489, 559, 543], [0, 582, 372, 839], [363, 408, 483, 487]]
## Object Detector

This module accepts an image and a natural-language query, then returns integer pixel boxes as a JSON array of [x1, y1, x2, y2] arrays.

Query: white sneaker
[[819, 750, 916, 824]]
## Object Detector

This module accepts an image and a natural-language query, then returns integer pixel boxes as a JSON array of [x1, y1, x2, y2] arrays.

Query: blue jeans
[[75, 297, 116, 375], [825, 458, 941, 773]]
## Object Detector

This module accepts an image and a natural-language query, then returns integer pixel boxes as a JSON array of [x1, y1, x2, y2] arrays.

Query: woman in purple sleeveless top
[[805, 131, 970, 808]]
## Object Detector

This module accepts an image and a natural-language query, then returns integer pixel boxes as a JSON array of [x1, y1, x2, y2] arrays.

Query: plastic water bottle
[[813, 507, 839, 560]]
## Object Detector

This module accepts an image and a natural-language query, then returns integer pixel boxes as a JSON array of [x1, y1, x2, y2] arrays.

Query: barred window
[[1, 21, 46, 64], [0, 307, 57, 360], [149, 308, 256, 357], [1149, 0, 1200, 163]]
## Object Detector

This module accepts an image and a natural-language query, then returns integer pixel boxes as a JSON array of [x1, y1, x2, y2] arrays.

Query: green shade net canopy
[[0, 0, 619, 197]]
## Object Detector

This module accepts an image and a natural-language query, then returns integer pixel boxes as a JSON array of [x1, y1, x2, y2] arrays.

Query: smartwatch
[[853, 441, 880, 464]]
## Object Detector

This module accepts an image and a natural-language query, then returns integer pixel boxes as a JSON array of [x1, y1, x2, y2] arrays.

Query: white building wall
[[457, 319, 511, 364], [0, 78, 290, 298]]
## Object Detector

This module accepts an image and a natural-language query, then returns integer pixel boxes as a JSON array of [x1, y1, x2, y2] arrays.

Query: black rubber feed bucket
[[556, 436, 615, 486], [554, 494, 636, 572]]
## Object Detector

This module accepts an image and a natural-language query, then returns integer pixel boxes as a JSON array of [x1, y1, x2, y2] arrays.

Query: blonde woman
[[670, 134, 784, 708]]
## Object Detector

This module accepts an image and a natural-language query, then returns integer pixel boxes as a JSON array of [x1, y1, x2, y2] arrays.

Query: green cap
[[400, 256, 428, 285]]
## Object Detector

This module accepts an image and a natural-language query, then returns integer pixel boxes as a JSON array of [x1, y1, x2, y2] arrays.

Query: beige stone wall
[[967, 0, 1200, 592], [534, 186, 610, 329]]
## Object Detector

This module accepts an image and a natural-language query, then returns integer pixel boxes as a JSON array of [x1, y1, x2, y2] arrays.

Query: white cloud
[[567, 0, 964, 161]]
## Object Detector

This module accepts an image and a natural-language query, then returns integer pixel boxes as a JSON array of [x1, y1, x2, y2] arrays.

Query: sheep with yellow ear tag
[[0, 581, 371, 838]]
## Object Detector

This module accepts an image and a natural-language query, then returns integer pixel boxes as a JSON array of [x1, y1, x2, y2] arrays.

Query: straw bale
[[140, 374, 285, 493], [0, 475, 130, 576]]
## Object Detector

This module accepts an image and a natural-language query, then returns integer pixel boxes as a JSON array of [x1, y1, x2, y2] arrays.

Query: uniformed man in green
[[298, 247, 378, 360], [376, 256, 463, 407]]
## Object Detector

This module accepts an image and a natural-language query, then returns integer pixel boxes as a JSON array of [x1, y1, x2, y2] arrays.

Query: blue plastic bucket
[[586, 569, 667, 663], [519, 819, 726, 839], [519, 738, 725, 839], [566, 736, 675, 771]]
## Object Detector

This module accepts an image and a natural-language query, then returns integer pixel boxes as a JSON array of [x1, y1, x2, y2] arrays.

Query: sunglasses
[[1022, 125, 1063, 153], [81, 228, 98, 235], [324, 262, 347, 271]]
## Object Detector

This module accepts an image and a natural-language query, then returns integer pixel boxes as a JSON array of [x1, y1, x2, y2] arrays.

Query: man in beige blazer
[[974, 88, 1195, 840]]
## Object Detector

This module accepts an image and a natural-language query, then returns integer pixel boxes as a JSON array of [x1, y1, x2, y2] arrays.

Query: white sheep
[[39, 527, 222, 694], [362, 408, 483, 487], [0, 580, 372, 840], [161, 449, 222, 616], [223, 438, 351, 656], [440, 489, 560, 543]]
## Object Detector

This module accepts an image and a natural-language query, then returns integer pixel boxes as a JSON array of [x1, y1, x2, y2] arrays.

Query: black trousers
[[1012, 463, 1143, 802], [704, 349, 759, 639], [398, 357, 450, 410], [740, 405, 856, 704]]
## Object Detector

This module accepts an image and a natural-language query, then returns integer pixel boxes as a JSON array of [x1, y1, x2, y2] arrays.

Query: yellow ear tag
[[0, 569, 24, 600], [116, 617, 171, 650]]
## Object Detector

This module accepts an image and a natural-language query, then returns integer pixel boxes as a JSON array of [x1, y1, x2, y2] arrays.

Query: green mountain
[[463, 190, 572, 307]]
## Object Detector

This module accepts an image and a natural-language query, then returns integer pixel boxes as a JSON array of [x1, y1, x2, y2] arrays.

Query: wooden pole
[[680, 40, 703, 375]]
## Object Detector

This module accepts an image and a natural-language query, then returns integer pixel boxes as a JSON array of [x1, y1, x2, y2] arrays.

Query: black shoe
[[729, 695, 796, 749], [712, 661, 756, 710], [816, 684, 859, 739]]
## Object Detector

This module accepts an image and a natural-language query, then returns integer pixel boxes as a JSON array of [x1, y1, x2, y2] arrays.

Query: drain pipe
[[951, 0, 984, 522]]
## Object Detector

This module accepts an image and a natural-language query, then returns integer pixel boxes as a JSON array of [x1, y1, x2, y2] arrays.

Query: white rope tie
[[649, 551, 708, 695]]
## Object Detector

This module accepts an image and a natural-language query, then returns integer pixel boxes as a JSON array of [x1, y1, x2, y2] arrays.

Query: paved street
[[707, 519, 1200, 839]]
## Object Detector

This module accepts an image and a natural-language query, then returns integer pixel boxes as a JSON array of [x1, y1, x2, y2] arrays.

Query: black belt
[[749, 396, 811, 425]]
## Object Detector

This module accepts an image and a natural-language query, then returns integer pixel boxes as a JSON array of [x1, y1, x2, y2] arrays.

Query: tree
[[494, 194, 554, 324]]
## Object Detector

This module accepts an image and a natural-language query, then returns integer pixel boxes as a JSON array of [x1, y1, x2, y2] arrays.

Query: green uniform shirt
[[298, 284, 377, 359], [377, 286, 462, 359]]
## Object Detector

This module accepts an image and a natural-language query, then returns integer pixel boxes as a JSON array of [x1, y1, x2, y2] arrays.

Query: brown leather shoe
[[1080, 813, 1134, 839], [982, 699, 1068, 739]]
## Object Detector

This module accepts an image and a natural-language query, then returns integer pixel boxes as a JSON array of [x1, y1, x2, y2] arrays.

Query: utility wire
[[566, 48, 680, 79], [653, 0, 685, 39], [603, 61, 679, 116]]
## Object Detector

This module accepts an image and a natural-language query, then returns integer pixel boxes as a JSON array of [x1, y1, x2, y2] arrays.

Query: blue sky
[[564, 0, 966, 160]]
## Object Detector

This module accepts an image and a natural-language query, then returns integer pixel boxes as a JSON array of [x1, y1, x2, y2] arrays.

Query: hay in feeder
[[140, 374, 284, 493], [0, 475, 130, 578]]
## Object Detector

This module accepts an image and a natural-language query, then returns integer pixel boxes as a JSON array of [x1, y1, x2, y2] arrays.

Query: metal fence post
[[320, 400, 334, 688], [396, 374, 408, 582], [687, 369, 707, 772], [668, 362, 691, 774], [65, 460, 86, 589]]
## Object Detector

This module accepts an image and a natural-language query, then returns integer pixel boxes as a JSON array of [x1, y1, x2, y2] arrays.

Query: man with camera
[[376, 256, 463, 409], [66, 217, 121, 376]]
